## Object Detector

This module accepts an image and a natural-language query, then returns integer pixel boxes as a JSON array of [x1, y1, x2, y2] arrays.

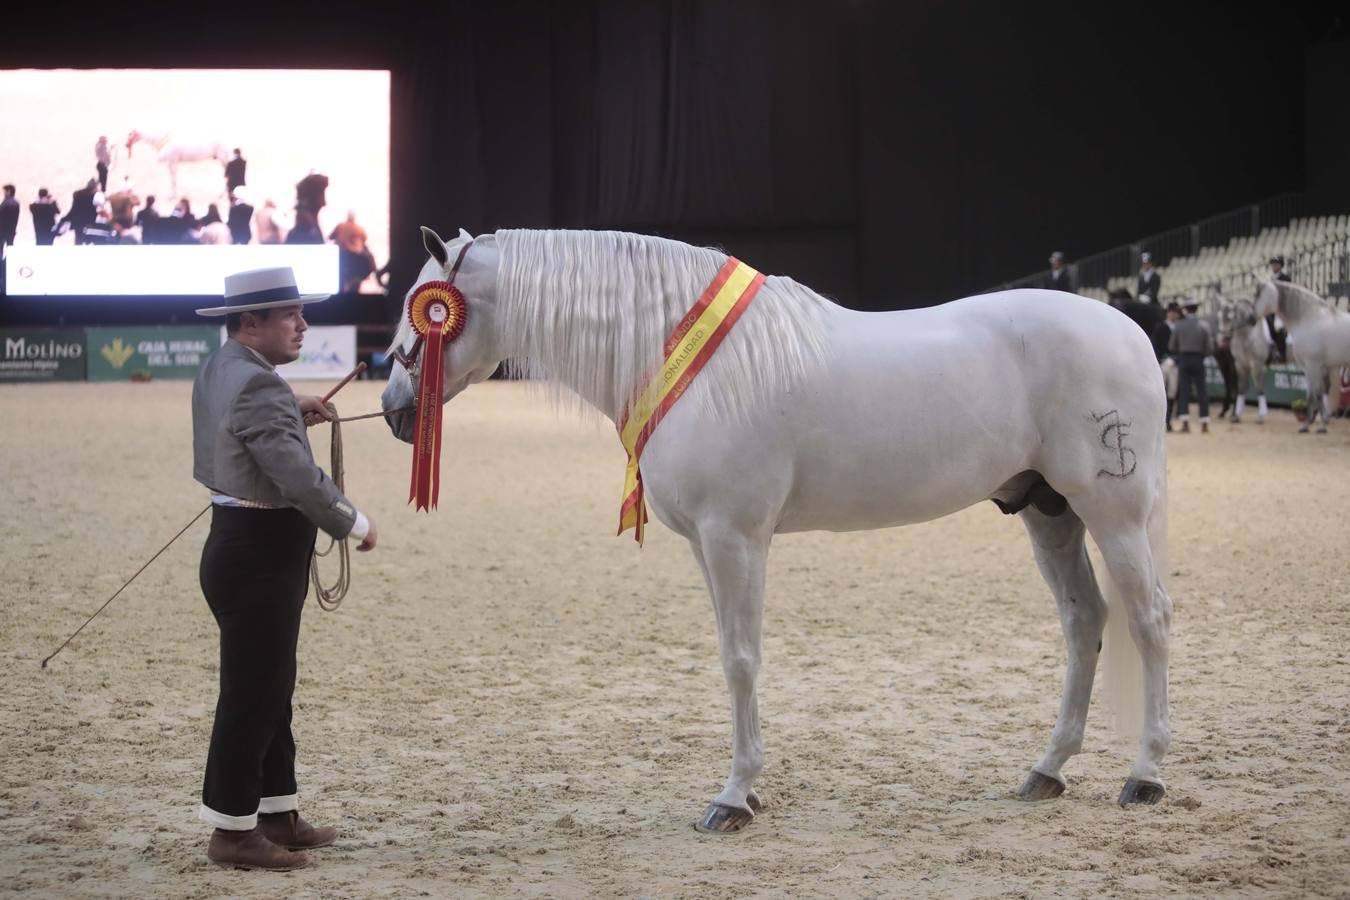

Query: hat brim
[[195, 293, 330, 316]]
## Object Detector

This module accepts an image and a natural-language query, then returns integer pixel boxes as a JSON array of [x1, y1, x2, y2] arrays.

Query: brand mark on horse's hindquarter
[[1091, 409, 1136, 479]]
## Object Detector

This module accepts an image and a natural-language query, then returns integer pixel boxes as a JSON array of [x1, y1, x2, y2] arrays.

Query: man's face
[[1269, 263, 1282, 275], [245, 305, 307, 365], [1166, 309, 1180, 322]]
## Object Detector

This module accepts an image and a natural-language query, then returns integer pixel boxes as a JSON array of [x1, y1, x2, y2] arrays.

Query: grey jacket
[[192, 339, 357, 539], [1168, 316, 1215, 356]]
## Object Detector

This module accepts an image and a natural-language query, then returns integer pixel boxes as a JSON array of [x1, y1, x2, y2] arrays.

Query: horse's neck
[[1280, 292, 1326, 329], [495, 233, 724, 422]]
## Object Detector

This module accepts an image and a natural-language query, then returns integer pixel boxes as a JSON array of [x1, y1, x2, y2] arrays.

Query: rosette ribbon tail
[[409, 319, 446, 511]]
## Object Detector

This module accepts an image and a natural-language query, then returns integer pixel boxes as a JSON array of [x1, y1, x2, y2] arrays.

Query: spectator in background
[[108, 189, 139, 231], [200, 203, 223, 227], [29, 188, 60, 245], [1109, 286, 1163, 343], [286, 208, 323, 245], [1169, 297, 1214, 433], [224, 149, 247, 195], [61, 179, 99, 244], [161, 198, 198, 244], [1153, 302, 1181, 430], [135, 195, 160, 242], [295, 171, 328, 219], [95, 135, 112, 193], [1266, 255, 1290, 364], [227, 189, 254, 246], [254, 199, 284, 244], [1042, 250, 1074, 292], [0, 185, 19, 248], [1137, 252, 1161, 304], [331, 211, 376, 292]]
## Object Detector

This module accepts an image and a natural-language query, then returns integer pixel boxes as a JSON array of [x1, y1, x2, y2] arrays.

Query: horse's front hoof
[[1298, 425, 1310, 434], [1317, 426, 1328, 434], [695, 803, 755, 834], [1118, 779, 1165, 807], [1017, 770, 1066, 801], [746, 791, 763, 812]]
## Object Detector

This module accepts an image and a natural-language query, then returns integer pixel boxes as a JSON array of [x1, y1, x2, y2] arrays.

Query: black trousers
[[1176, 353, 1210, 421], [199, 506, 316, 824]]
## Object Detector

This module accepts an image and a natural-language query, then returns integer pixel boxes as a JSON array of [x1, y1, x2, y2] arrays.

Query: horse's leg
[[1232, 366, 1246, 422], [1016, 505, 1106, 801], [690, 524, 770, 834], [687, 539, 763, 817], [1087, 524, 1172, 805], [1256, 365, 1268, 422], [1299, 363, 1324, 433], [1217, 349, 1237, 418]]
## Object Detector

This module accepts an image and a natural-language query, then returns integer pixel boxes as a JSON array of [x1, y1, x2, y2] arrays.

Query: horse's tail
[[1100, 442, 1167, 742]]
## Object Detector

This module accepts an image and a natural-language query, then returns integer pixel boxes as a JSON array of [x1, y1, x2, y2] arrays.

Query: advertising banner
[[85, 326, 221, 381], [0, 328, 87, 382], [217, 325, 358, 381], [1205, 359, 1307, 406]]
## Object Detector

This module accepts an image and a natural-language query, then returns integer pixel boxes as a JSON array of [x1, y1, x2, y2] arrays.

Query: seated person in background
[[1041, 251, 1074, 292]]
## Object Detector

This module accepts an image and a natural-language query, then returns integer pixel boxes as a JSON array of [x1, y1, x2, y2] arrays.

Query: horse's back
[[645, 288, 1164, 535]]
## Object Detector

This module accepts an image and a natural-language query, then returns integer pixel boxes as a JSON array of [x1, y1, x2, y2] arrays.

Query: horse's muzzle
[[385, 408, 416, 444]]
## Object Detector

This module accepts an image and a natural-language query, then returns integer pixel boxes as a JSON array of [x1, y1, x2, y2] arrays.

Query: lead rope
[[309, 402, 416, 611], [310, 401, 351, 611]]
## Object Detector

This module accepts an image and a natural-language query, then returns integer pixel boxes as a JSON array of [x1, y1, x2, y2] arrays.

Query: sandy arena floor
[[1, 380, 1347, 898]]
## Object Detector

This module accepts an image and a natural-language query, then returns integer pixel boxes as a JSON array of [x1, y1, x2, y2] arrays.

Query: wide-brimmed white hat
[[195, 266, 329, 316]]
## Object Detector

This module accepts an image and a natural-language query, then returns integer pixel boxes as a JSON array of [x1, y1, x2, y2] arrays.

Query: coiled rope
[[309, 403, 414, 611]]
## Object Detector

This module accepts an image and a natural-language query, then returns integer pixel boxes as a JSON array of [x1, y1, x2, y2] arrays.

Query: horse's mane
[[1274, 280, 1334, 320], [494, 229, 832, 421]]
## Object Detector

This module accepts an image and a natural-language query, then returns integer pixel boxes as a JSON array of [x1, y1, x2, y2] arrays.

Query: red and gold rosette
[[407, 280, 467, 511]]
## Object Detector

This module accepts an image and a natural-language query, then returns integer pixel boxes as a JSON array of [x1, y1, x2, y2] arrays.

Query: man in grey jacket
[[1169, 297, 1215, 433], [192, 266, 377, 870]]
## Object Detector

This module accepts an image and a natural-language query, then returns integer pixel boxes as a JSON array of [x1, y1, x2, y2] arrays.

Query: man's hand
[[357, 518, 378, 551], [297, 394, 336, 428]]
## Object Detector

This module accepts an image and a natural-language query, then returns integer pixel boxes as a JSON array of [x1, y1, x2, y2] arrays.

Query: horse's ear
[[421, 226, 449, 267], [457, 227, 473, 243]]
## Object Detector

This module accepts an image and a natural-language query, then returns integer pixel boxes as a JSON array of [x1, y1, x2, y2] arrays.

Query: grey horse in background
[[1220, 295, 1270, 423]]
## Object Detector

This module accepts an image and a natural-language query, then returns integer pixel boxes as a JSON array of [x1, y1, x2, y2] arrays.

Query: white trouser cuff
[[1200, 416, 1211, 423], [258, 794, 299, 814], [199, 804, 257, 831], [1179, 414, 1190, 421]]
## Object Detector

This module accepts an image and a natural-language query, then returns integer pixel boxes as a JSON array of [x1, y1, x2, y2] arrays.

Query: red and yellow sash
[[617, 258, 765, 543]]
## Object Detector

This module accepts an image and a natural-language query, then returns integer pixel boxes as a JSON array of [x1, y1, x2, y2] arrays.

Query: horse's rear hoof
[[1018, 770, 1066, 801], [746, 791, 763, 812], [1118, 779, 1165, 807], [695, 803, 754, 834]]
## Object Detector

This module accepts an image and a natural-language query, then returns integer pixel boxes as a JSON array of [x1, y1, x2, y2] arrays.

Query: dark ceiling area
[[5, 0, 1347, 317]]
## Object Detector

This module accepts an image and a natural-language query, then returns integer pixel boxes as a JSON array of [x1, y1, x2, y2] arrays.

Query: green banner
[[85, 327, 221, 382], [1205, 359, 1307, 406], [0, 328, 87, 382]]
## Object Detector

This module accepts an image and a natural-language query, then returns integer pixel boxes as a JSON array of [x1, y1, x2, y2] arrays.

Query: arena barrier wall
[[0, 328, 87, 382]]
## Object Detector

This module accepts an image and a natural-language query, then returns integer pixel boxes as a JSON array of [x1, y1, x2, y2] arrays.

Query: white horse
[[382, 228, 1173, 830], [1254, 278, 1350, 433], [125, 129, 229, 199], [1221, 295, 1270, 423]]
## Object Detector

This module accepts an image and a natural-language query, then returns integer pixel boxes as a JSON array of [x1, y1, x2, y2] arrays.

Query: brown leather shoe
[[257, 811, 337, 850], [207, 828, 309, 870]]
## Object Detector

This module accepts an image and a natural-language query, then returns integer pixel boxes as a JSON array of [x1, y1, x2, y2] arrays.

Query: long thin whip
[[41, 364, 405, 666]]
